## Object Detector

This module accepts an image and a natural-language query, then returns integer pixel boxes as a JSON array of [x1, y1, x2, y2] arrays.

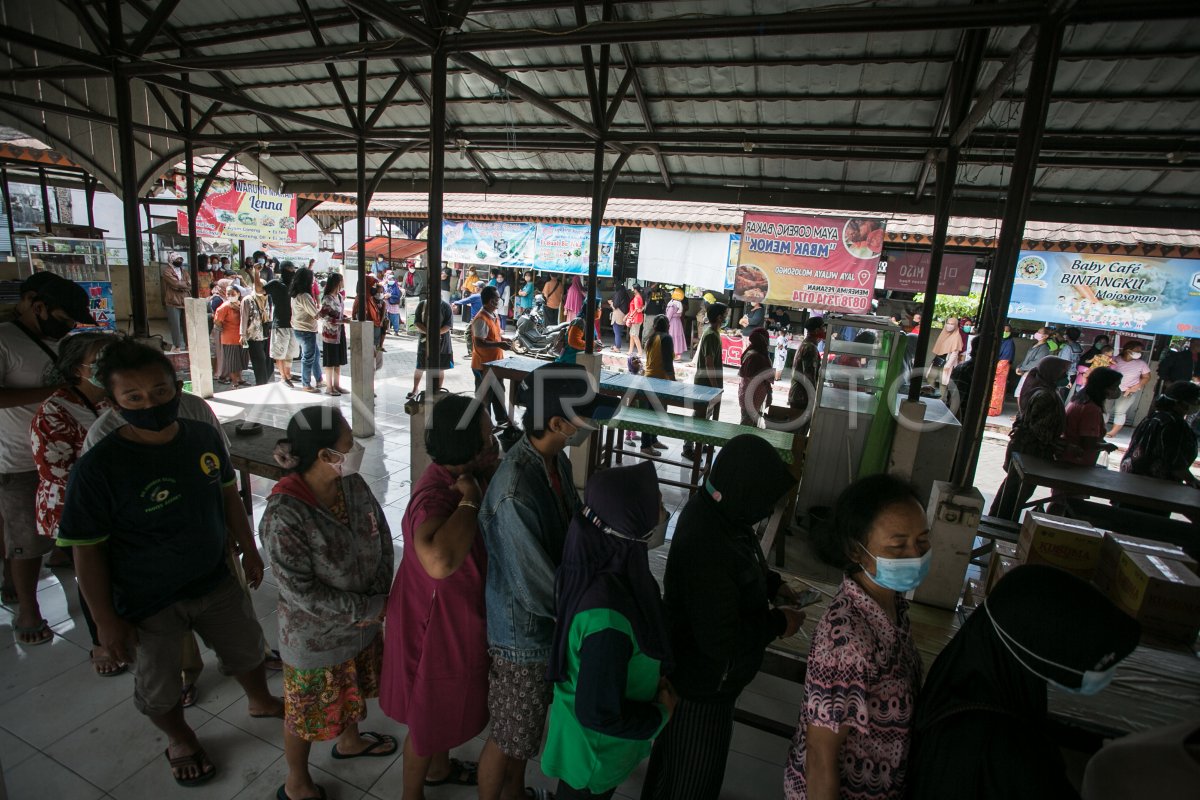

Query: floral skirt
[[283, 634, 383, 741]]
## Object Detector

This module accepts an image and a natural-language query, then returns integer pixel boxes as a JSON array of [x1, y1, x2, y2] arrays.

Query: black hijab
[[547, 461, 671, 682], [909, 564, 1140, 799], [612, 284, 631, 313], [704, 433, 795, 525]]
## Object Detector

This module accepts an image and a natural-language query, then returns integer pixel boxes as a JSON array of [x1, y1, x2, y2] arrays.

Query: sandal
[[425, 758, 478, 787], [14, 619, 52, 646], [330, 731, 398, 760], [275, 785, 326, 800], [181, 683, 198, 708], [91, 648, 128, 677], [264, 648, 283, 671], [165, 745, 216, 787]]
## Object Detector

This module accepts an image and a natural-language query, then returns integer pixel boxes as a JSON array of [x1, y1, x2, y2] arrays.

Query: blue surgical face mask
[[984, 602, 1118, 696], [858, 542, 932, 592]]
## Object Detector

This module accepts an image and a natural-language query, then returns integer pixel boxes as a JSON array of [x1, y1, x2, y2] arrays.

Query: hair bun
[[273, 441, 301, 470]]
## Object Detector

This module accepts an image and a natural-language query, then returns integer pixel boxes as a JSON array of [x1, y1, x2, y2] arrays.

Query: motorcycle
[[512, 300, 569, 359]]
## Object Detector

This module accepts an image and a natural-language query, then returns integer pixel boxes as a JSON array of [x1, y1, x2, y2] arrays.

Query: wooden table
[[1011, 452, 1200, 521], [647, 544, 1200, 749], [484, 355, 723, 422], [222, 421, 287, 524]]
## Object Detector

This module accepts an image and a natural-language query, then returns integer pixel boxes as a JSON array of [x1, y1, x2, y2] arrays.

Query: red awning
[[335, 236, 427, 261]]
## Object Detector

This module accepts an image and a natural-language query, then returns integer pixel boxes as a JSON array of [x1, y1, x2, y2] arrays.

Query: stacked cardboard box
[[1094, 533, 1200, 647], [1016, 512, 1104, 581], [984, 541, 1019, 595]]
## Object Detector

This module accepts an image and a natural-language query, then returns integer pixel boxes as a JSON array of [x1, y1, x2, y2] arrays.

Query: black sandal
[[424, 758, 478, 787], [165, 745, 216, 787], [330, 731, 397, 760]]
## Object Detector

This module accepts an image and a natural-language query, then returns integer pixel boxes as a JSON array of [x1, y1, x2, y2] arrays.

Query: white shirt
[[0, 321, 60, 473]]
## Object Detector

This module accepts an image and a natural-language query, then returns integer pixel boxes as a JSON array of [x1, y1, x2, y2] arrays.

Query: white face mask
[[984, 602, 1119, 696], [327, 442, 365, 477], [645, 506, 669, 550], [563, 421, 593, 448], [1129, 351, 1142, 360]]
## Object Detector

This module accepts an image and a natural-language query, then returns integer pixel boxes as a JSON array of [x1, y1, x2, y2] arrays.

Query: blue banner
[[1007, 250, 1200, 337], [441, 219, 536, 267], [534, 223, 615, 276]]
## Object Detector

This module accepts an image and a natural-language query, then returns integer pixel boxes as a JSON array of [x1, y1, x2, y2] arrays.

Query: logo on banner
[[857, 270, 872, 285], [1017, 255, 1048, 285], [1191, 271, 1200, 293]]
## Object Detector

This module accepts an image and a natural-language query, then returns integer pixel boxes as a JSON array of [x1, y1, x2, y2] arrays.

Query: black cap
[[804, 316, 826, 333], [27, 272, 93, 324], [517, 362, 619, 430]]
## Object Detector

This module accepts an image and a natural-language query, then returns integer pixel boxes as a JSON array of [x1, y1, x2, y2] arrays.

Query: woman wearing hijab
[[784, 475, 929, 800], [907, 565, 1140, 800], [1061, 366, 1121, 466], [565, 276, 584, 322], [989, 324, 1016, 416], [666, 288, 687, 359], [642, 435, 804, 800], [1121, 380, 1200, 488], [543, 462, 675, 800], [930, 318, 964, 388], [1014, 327, 1053, 387], [989, 356, 1070, 520], [738, 328, 774, 427]]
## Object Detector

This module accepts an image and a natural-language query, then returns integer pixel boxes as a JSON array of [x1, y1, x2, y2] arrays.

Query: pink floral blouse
[[783, 576, 922, 800]]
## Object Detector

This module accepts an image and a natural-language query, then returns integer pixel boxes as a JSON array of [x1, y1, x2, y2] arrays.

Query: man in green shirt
[[682, 303, 727, 460]]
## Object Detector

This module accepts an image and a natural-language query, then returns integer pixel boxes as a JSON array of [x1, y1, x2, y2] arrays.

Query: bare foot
[[248, 695, 285, 719]]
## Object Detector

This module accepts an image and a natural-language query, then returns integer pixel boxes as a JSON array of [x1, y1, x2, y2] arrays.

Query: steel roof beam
[[617, 43, 670, 191], [56, 0, 110, 55], [192, 102, 224, 135], [0, 90, 180, 140], [146, 84, 184, 133], [449, 52, 601, 139], [914, 26, 989, 201], [0, 25, 110, 70], [344, 0, 439, 51], [365, 75, 411, 130], [127, 0, 183, 57], [297, 0, 361, 131]]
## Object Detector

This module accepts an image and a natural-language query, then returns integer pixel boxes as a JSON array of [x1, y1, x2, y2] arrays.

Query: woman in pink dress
[[564, 275, 584, 322], [666, 287, 688, 359], [380, 394, 500, 795]]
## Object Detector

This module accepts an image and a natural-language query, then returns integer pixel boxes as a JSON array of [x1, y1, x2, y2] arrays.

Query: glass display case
[[798, 314, 907, 511], [19, 236, 116, 329]]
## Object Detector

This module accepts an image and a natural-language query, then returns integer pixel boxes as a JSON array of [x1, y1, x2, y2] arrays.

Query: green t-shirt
[[542, 607, 667, 793], [695, 328, 724, 388]]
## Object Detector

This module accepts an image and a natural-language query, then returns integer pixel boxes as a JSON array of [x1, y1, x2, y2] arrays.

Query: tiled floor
[[1, 333, 819, 800]]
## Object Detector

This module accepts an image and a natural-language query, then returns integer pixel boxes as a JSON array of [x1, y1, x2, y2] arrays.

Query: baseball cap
[[26, 272, 93, 324], [517, 362, 619, 430]]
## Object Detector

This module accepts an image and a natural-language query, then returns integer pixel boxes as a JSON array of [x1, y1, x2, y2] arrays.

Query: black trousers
[[247, 339, 272, 385], [556, 782, 616, 800], [640, 696, 736, 800]]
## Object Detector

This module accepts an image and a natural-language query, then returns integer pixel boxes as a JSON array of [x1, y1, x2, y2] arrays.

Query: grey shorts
[[487, 655, 553, 760], [0, 471, 52, 560], [270, 327, 301, 360], [628, 322, 643, 341], [133, 574, 267, 716]]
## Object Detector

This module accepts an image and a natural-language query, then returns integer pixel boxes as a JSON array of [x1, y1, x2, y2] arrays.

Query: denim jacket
[[480, 434, 580, 663]]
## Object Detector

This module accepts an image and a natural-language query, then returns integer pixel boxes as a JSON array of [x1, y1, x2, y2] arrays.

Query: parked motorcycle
[[512, 303, 569, 359]]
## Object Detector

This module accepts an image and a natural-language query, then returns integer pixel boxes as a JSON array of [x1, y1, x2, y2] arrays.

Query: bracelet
[[458, 500, 480, 511]]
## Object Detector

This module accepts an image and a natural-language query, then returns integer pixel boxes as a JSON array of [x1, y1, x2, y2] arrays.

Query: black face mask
[[119, 391, 182, 432], [38, 310, 76, 340]]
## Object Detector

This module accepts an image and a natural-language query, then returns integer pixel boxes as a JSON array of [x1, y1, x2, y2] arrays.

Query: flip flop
[[330, 731, 398, 760], [14, 619, 52, 646], [165, 745, 216, 787], [250, 705, 285, 719], [91, 648, 128, 677], [181, 683, 198, 708], [264, 648, 283, 671], [275, 785, 326, 800], [425, 758, 478, 787]]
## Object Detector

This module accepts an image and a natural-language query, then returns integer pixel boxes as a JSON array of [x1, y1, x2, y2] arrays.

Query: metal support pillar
[[1, 170, 16, 255], [84, 173, 96, 228], [584, 139, 604, 354], [907, 151, 959, 401], [356, 139, 367, 317], [115, 72, 149, 337], [182, 83, 200, 295], [425, 49, 447, 394], [38, 167, 52, 231], [951, 18, 1066, 485]]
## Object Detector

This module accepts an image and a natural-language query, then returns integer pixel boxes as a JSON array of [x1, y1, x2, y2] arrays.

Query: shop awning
[[335, 236, 427, 262]]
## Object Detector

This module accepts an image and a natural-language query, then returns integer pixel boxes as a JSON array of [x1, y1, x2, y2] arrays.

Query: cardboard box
[[1017, 511, 1103, 580], [1094, 532, 1198, 593], [1107, 552, 1200, 646], [985, 541, 1019, 595]]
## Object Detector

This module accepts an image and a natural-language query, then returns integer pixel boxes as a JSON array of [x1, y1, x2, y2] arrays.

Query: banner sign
[[881, 249, 976, 295], [725, 234, 741, 290], [441, 219, 536, 267], [1007, 250, 1200, 336], [733, 212, 886, 312], [533, 223, 615, 276], [176, 179, 298, 243], [79, 281, 115, 330]]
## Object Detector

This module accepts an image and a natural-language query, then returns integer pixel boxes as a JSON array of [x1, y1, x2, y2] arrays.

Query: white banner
[[636, 228, 732, 290]]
